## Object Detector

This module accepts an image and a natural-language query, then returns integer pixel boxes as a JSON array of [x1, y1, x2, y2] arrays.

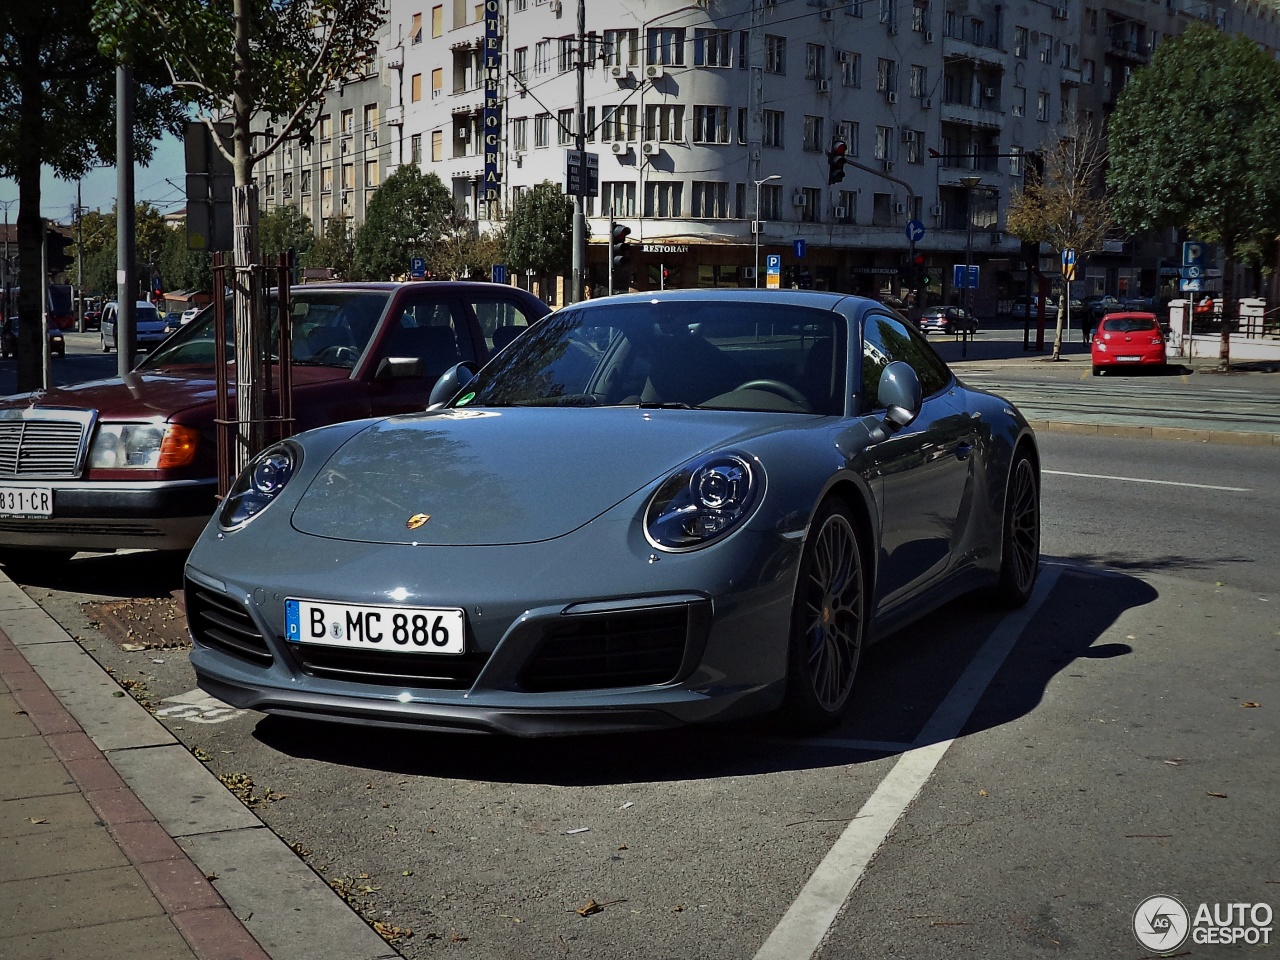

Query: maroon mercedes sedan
[[0, 282, 549, 568]]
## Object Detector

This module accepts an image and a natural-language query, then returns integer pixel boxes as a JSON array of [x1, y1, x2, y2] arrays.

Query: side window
[[860, 313, 952, 411], [471, 297, 537, 353], [375, 298, 476, 380]]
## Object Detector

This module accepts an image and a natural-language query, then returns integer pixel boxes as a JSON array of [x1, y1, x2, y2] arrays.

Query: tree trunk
[[1218, 242, 1234, 372]]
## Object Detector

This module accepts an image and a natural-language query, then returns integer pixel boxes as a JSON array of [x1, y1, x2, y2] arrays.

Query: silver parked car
[[184, 290, 1041, 737], [100, 300, 169, 352]]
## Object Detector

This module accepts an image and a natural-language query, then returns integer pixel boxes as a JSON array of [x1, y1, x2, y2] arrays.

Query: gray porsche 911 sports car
[[184, 290, 1039, 736]]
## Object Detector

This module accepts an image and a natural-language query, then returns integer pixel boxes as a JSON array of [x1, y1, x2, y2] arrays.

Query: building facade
[[259, 0, 1280, 306]]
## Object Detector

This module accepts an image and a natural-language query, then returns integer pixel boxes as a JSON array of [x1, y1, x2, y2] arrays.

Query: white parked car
[[180, 307, 202, 324], [100, 301, 169, 353]]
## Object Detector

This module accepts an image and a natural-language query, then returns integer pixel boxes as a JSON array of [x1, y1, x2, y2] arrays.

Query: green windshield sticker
[[456, 391, 476, 406]]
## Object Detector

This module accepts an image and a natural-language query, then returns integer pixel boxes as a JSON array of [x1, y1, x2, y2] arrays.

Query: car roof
[[575, 288, 872, 311], [1103, 311, 1158, 320]]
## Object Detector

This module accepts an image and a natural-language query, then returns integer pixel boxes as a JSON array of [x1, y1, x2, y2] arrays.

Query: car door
[[857, 311, 977, 611], [467, 292, 545, 358], [101, 304, 117, 348], [365, 294, 480, 418]]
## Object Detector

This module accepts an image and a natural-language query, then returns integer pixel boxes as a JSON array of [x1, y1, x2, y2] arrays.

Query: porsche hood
[[289, 407, 803, 546]]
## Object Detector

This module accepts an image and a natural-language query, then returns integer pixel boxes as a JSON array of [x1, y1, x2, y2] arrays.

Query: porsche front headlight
[[219, 443, 299, 529], [644, 452, 761, 552]]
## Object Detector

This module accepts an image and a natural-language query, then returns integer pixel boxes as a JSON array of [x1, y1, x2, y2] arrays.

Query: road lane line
[[1043, 469, 1250, 492], [753, 566, 1062, 960]]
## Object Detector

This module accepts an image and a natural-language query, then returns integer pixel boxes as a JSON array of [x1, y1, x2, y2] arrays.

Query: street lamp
[[0, 197, 16, 309], [753, 174, 781, 289], [960, 175, 982, 358]]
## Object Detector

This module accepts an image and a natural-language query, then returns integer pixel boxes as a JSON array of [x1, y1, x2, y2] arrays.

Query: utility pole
[[569, 0, 587, 304], [116, 64, 137, 377], [76, 181, 85, 333]]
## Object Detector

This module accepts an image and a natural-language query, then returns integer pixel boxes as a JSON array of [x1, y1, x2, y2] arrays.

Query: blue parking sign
[[410, 257, 426, 279]]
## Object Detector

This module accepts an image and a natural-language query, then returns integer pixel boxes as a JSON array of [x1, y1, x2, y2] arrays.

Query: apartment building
[[260, 0, 1280, 304]]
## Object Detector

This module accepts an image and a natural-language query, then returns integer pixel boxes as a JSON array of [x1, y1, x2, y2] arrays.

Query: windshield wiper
[[637, 401, 693, 409]]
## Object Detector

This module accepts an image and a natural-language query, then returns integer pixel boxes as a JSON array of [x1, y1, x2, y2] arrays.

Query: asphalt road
[[11, 431, 1278, 960]]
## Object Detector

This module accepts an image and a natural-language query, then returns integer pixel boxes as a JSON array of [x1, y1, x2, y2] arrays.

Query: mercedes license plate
[[285, 598, 465, 654], [0, 486, 53, 518]]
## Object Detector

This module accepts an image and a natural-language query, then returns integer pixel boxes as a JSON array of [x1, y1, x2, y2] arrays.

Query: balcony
[[940, 99, 1005, 130], [1107, 36, 1150, 62], [941, 35, 1005, 67]]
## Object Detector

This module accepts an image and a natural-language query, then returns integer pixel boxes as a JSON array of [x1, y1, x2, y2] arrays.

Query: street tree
[[505, 182, 573, 295], [305, 214, 354, 280], [94, 0, 386, 469], [1005, 118, 1113, 359], [259, 205, 315, 266], [72, 202, 175, 302], [1108, 23, 1280, 369], [430, 211, 507, 281], [0, 1, 180, 391], [350, 166, 453, 280]]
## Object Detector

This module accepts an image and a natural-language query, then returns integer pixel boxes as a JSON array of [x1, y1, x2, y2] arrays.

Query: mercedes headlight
[[89, 423, 200, 469], [644, 452, 761, 552], [219, 443, 300, 529]]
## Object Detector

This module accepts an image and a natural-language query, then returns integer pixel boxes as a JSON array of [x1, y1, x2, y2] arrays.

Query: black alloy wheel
[[991, 454, 1040, 607], [782, 499, 867, 732]]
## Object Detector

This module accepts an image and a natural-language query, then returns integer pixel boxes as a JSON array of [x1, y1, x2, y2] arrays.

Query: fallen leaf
[[672, 904, 684, 913], [450, 931, 468, 943], [1241, 701, 1261, 708], [978, 789, 988, 797], [27, 817, 47, 824], [111, 691, 125, 698], [1208, 791, 1228, 798], [617, 844, 628, 851], [205, 872, 219, 881], [121, 643, 146, 652], [577, 900, 604, 917], [402, 870, 413, 877]]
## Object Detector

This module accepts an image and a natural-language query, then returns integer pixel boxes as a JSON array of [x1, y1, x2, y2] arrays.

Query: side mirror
[[374, 356, 426, 381], [428, 362, 478, 408], [868, 361, 922, 442]]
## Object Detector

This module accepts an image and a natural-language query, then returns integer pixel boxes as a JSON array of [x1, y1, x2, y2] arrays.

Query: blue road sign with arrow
[[905, 220, 925, 242]]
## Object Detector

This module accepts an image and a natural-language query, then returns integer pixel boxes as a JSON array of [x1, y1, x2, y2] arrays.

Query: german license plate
[[0, 486, 53, 518], [285, 598, 465, 654], [1116, 355, 1141, 362]]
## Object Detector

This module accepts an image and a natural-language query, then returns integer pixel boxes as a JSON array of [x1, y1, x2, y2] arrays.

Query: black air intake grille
[[185, 578, 273, 665]]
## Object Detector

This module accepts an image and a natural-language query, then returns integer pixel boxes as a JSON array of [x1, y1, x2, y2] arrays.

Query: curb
[[1026, 419, 1280, 447], [0, 576, 399, 960]]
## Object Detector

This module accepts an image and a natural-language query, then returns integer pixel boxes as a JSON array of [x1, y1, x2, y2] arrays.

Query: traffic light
[[610, 220, 632, 270], [44, 228, 74, 275], [827, 140, 848, 185]]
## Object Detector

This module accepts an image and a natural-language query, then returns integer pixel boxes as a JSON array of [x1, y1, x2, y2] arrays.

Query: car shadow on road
[[250, 558, 1158, 786], [4, 549, 187, 599]]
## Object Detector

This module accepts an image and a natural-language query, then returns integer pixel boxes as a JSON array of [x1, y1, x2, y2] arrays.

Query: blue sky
[[0, 133, 187, 225]]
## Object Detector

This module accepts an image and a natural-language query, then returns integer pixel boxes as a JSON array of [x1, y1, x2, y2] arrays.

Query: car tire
[[101, 331, 111, 353], [989, 452, 1040, 608], [1092, 366, 1103, 376], [780, 499, 867, 733]]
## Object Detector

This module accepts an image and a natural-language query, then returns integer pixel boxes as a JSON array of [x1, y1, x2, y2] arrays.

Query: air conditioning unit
[[886, 91, 898, 104], [642, 140, 661, 156], [882, 159, 894, 171], [610, 141, 629, 154], [340, 140, 350, 154], [924, 30, 934, 42], [930, 203, 943, 217], [820, 8, 833, 20], [894, 202, 907, 215], [550, 0, 562, 14], [1011, 105, 1025, 117], [816, 79, 831, 93], [743, 266, 756, 280], [610, 64, 627, 78], [992, 231, 1005, 244], [1053, 5, 1068, 18], [921, 97, 933, 109], [834, 205, 848, 219], [901, 129, 916, 143], [838, 50, 851, 63], [983, 86, 997, 98], [645, 63, 664, 80], [792, 190, 807, 206], [456, 127, 470, 140]]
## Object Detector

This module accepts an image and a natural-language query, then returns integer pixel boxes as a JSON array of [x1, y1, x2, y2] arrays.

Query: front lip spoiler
[[194, 670, 686, 738]]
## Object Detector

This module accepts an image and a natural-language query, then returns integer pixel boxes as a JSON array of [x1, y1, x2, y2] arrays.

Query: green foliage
[[305, 214, 354, 279], [1005, 119, 1112, 258], [430, 211, 507, 281], [350, 166, 453, 280], [505, 182, 573, 276], [259, 206, 315, 263], [1108, 24, 1280, 246]]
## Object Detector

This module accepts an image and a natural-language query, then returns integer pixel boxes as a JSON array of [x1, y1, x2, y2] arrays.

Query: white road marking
[[754, 566, 1062, 960], [154, 689, 246, 724], [1043, 469, 1250, 492]]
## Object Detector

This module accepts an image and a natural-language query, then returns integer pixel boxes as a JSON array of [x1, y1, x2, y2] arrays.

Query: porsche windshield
[[457, 301, 847, 415], [140, 291, 391, 370]]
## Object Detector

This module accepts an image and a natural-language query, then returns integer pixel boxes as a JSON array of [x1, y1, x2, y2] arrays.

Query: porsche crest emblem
[[406, 513, 431, 530]]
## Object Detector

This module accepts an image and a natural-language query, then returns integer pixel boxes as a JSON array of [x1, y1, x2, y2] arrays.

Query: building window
[[840, 51, 861, 87], [876, 58, 896, 93], [554, 108, 572, 145], [411, 12, 423, 43], [836, 190, 856, 224], [513, 47, 527, 81], [1009, 145, 1024, 177], [585, 106, 595, 144], [512, 118, 527, 152], [1037, 91, 1050, 121], [1011, 86, 1026, 117], [692, 105, 730, 144], [411, 74, 424, 102], [912, 1, 929, 32], [759, 183, 782, 220], [282, 172, 293, 199], [535, 114, 550, 147], [1040, 36, 1053, 63], [909, 64, 926, 99], [321, 167, 333, 194], [340, 109, 354, 138], [801, 187, 821, 223], [1082, 59, 1095, 83], [602, 104, 638, 141], [604, 28, 639, 67], [535, 40, 550, 75], [874, 125, 892, 161], [694, 29, 732, 67], [647, 27, 686, 66], [365, 161, 379, 189], [558, 37, 574, 74], [764, 35, 785, 74], [805, 43, 825, 80], [691, 181, 730, 218], [644, 181, 683, 218], [431, 68, 442, 98], [906, 133, 922, 164], [970, 18, 984, 45], [410, 134, 422, 163], [265, 174, 275, 201], [644, 104, 685, 142], [602, 181, 636, 218], [319, 115, 332, 140], [763, 110, 783, 148], [1086, 8, 1097, 34], [300, 170, 311, 194], [836, 120, 859, 156], [802, 115, 824, 152], [739, 31, 750, 69], [1014, 26, 1028, 58], [431, 5, 442, 37], [879, 0, 894, 24]]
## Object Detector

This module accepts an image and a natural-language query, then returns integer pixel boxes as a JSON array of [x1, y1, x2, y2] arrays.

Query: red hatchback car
[[1091, 312, 1166, 376], [0, 281, 549, 567]]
